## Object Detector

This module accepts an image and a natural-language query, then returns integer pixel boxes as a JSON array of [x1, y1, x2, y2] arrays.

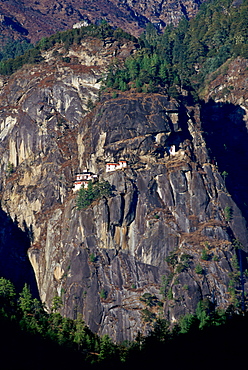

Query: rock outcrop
[[1, 40, 248, 342]]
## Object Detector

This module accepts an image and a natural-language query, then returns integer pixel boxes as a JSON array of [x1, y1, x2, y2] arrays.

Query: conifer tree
[[0, 277, 16, 317]]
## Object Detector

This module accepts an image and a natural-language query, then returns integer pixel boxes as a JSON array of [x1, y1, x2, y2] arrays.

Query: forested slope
[[105, 0, 248, 98], [1, 0, 248, 100]]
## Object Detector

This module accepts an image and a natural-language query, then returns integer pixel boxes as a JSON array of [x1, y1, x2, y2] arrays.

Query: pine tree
[[18, 284, 44, 333], [99, 334, 117, 362], [51, 295, 63, 313], [19, 284, 33, 316], [74, 315, 88, 350], [0, 278, 16, 318]]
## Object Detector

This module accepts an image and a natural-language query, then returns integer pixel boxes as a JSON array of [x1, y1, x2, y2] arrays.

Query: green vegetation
[[165, 252, 178, 267], [89, 253, 97, 263], [140, 293, 161, 307], [105, 0, 248, 99], [224, 205, 232, 221], [139, 292, 163, 323], [0, 47, 43, 75], [160, 273, 174, 298], [0, 39, 33, 62], [0, 278, 118, 366], [76, 180, 112, 210], [167, 288, 173, 300], [1, 0, 248, 102], [141, 308, 156, 322], [222, 170, 229, 185], [0, 277, 247, 368], [86, 97, 95, 111], [37, 20, 136, 51], [201, 248, 209, 261], [99, 289, 108, 300], [233, 238, 243, 250], [228, 253, 241, 306], [165, 252, 192, 276], [0, 21, 136, 76], [6, 161, 14, 176], [195, 264, 204, 275], [180, 253, 192, 268]]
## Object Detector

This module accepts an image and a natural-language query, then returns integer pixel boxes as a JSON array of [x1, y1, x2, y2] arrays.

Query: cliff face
[[0, 0, 204, 43], [1, 41, 248, 342], [200, 57, 248, 236]]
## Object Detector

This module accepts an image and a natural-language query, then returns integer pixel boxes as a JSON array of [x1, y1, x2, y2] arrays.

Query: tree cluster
[[0, 47, 43, 75], [0, 277, 123, 367], [76, 180, 112, 210], [0, 21, 136, 76], [0, 39, 32, 62], [37, 20, 136, 52], [105, 0, 248, 100]]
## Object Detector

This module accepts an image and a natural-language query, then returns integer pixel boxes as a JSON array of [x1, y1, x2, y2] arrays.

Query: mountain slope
[[0, 28, 248, 342], [0, 0, 204, 44]]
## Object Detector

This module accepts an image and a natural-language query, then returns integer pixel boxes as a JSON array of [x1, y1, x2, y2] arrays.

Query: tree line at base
[[0, 276, 247, 369]]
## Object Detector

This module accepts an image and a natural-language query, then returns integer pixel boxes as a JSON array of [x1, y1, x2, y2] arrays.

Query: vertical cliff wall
[[1, 44, 248, 342]]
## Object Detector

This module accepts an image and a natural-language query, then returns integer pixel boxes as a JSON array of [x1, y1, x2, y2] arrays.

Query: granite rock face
[[1, 42, 248, 342]]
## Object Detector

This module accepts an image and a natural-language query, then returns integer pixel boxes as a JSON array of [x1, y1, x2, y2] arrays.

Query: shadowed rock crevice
[[0, 206, 39, 297], [201, 100, 248, 226]]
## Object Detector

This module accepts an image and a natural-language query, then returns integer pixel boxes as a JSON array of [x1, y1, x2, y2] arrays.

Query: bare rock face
[[1, 42, 248, 342]]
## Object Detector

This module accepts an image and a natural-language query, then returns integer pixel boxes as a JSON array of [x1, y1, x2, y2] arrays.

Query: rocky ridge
[[0, 39, 248, 342]]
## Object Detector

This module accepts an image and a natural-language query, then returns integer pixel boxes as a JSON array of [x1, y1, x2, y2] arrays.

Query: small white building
[[106, 160, 127, 173], [73, 170, 98, 192], [73, 20, 90, 29], [169, 145, 176, 156]]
